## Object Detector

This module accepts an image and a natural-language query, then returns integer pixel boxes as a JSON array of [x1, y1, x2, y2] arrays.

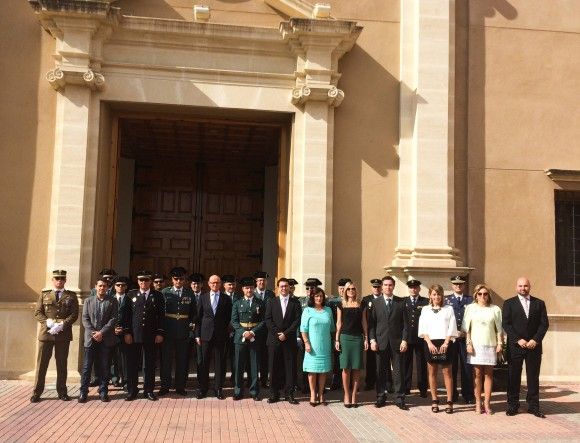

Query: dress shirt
[[280, 295, 289, 317], [518, 294, 530, 318], [418, 305, 458, 340], [210, 292, 219, 313]]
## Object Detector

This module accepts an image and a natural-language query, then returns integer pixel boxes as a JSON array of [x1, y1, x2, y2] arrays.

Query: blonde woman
[[335, 282, 368, 407], [418, 284, 458, 414], [462, 284, 503, 414]]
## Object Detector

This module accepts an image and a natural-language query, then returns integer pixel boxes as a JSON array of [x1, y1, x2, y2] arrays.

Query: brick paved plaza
[[1, 380, 579, 442]]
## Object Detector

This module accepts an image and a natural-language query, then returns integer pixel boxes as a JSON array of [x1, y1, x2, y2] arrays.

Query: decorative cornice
[[545, 169, 580, 184], [46, 68, 105, 91], [291, 84, 343, 107]]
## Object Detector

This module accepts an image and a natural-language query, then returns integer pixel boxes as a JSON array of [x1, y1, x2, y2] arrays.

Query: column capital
[[29, 0, 120, 92]]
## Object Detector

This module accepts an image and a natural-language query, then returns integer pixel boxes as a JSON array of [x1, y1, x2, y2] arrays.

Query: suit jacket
[[34, 288, 79, 342], [369, 295, 408, 351], [253, 288, 275, 304], [404, 296, 429, 344], [231, 296, 265, 344], [161, 286, 197, 340], [445, 294, 473, 332], [265, 296, 302, 347], [502, 295, 549, 355], [121, 289, 165, 343], [195, 291, 232, 342], [82, 294, 118, 347]]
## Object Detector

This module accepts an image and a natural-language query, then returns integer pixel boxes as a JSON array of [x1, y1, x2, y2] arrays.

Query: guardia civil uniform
[[231, 289, 265, 399], [31, 270, 79, 402]]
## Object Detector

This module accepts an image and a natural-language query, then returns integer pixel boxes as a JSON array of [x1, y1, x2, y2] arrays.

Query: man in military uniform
[[153, 273, 166, 292], [403, 279, 428, 397], [159, 267, 196, 396], [297, 278, 320, 392], [253, 271, 275, 387], [328, 278, 351, 390], [231, 277, 265, 400], [222, 274, 239, 386], [112, 276, 131, 389], [121, 270, 165, 401], [31, 270, 79, 403], [445, 275, 475, 404]]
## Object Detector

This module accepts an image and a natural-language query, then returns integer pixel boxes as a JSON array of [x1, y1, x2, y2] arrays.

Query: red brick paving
[[1, 381, 578, 442]]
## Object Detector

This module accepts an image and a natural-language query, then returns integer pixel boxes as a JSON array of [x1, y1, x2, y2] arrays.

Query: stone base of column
[[386, 265, 474, 295]]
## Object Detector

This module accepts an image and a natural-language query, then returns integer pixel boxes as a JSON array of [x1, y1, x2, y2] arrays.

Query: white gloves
[[48, 322, 64, 335], [46, 319, 55, 328]]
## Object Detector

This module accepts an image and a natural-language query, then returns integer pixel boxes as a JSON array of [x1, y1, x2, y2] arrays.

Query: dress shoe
[[158, 388, 170, 396], [58, 394, 71, 401], [404, 389, 411, 395], [100, 393, 110, 403], [252, 395, 261, 401], [309, 401, 318, 407], [145, 392, 158, 401], [267, 395, 279, 404], [30, 394, 41, 403], [175, 389, 187, 396], [375, 397, 386, 408], [286, 395, 299, 405], [78, 394, 88, 403], [396, 401, 409, 411], [506, 408, 518, 416], [528, 409, 546, 418], [196, 391, 207, 400], [125, 392, 137, 401], [215, 389, 225, 400], [233, 393, 242, 401]]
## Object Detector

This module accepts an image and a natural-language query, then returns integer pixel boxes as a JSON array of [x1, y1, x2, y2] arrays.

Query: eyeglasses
[[115, 283, 127, 287], [138, 278, 151, 282], [477, 292, 489, 296], [346, 288, 357, 291], [172, 277, 184, 281], [54, 277, 66, 281]]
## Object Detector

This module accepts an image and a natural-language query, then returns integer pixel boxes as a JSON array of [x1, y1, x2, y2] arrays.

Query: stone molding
[[46, 67, 105, 91], [291, 84, 343, 107], [545, 169, 580, 184]]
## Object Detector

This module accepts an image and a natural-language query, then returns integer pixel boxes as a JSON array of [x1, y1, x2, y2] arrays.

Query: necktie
[[386, 298, 392, 313], [176, 289, 181, 297], [282, 297, 288, 317], [260, 291, 264, 300], [411, 297, 416, 307], [142, 292, 147, 301], [523, 297, 530, 318], [211, 293, 218, 313], [55, 290, 61, 302]]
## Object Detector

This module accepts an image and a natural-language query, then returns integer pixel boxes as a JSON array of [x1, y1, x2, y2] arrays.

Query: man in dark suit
[[195, 274, 232, 399], [503, 277, 549, 418], [112, 276, 131, 389], [222, 274, 239, 386], [79, 277, 119, 403], [403, 279, 428, 397], [265, 278, 302, 404], [445, 275, 475, 403], [188, 273, 204, 374], [121, 270, 165, 401], [159, 267, 196, 396], [253, 271, 275, 387], [31, 269, 79, 403], [369, 276, 409, 410]]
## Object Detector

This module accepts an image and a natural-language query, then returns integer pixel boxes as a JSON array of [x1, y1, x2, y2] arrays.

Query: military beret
[[450, 275, 466, 284], [253, 271, 269, 279], [370, 278, 382, 287], [406, 279, 422, 288], [304, 277, 322, 287], [238, 277, 255, 287], [52, 269, 67, 278], [136, 270, 153, 279], [337, 278, 352, 287], [99, 268, 117, 277], [288, 278, 299, 286], [189, 273, 204, 283], [222, 274, 236, 283], [169, 267, 187, 278]]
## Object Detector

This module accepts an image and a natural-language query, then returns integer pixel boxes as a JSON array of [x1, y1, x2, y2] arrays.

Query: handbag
[[431, 351, 448, 362]]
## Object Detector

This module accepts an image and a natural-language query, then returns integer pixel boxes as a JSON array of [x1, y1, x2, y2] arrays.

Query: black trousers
[[235, 342, 260, 396], [127, 341, 156, 394], [80, 342, 112, 395], [258, 336, 269, 385], [268, 342, 297, 395], [198, 338, 226, 392], [33, 341, 70, 396], [375, 345, 405, 399], [224, 334, 235, 385], [507, 347, 542, 410], [111, 340, 129, 385], [161, 337, 189, 390], [451, 338, 474, 401], [404, 341, 427, 393]]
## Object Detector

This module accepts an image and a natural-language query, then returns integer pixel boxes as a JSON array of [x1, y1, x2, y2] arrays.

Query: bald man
[[502, 277, 549, 418], [195, 275, 233, 399]]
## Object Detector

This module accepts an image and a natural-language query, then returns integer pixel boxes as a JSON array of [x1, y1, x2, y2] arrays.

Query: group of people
[[31, 268, 549, 417]]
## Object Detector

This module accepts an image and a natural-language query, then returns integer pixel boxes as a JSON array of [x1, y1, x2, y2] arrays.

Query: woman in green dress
[[335, 281, 368, 407], [300, 288, 335, 406]]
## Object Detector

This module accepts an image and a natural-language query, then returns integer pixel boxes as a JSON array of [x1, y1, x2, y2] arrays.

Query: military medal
[[368, 301, 372, 308]]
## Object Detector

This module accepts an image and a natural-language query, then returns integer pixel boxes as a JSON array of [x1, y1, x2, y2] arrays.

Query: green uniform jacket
[[34, 289, 79, 342], [161, 286, 197, 340], [231, 297, 265, 345]]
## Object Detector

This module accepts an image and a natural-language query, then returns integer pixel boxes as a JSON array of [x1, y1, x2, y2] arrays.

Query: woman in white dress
[[462, 284, 503, 414], [418, 284, 458, 414]]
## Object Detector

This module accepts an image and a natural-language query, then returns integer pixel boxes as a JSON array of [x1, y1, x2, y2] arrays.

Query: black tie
[[56, 291, 61, 302], [386, 298, 392, 313]]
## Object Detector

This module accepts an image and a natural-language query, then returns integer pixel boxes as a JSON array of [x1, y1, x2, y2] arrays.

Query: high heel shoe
[[484, 403, 494, 415], [445, 401, 453, 414], [431, 399, 439, 413]]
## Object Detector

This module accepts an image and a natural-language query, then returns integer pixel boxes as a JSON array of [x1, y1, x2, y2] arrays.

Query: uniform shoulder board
[[42, 289, 52, 293]]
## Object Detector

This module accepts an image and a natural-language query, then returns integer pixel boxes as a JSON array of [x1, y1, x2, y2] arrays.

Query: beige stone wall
[[0, 1, 56, 302], [467, 0, 580, 313]]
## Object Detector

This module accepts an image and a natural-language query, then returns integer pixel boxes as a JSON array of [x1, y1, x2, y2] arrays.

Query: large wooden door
[[130, 158, 264, 278]]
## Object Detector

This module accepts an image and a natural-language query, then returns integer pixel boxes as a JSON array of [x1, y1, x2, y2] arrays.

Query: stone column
[[388, 0, 471, 290], [280, 19, 361, 290]]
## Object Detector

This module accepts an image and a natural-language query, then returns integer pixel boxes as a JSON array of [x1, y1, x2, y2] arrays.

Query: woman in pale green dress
[[462, 284, 503, 415], [300, 288, 335, 406]]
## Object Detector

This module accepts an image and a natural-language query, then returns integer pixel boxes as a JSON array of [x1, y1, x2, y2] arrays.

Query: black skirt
[[423, 339, 455, 364]]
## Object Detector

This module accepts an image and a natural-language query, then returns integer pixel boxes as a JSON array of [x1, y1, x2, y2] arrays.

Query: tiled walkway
[[1, 381, 579, 442]]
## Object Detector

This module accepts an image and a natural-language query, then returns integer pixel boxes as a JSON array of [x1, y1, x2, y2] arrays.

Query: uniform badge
[[368, 301, 372, 308], [256, 306, 259, 314], [132, 297, 137, 302]]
